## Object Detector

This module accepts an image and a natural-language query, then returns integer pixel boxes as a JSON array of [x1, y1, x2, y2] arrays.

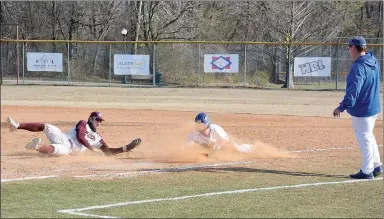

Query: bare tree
[[250, 1, 348, 89], [78, 1, 123, 73], [0, 1, 382, 84], [138, 1, 199, 41]]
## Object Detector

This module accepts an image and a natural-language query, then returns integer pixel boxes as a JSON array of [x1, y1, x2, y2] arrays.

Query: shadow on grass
[[199, 167, 347, 178], [138, 166, 347, 179]]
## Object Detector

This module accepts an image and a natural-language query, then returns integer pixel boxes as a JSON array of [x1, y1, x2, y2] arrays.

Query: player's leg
[[368, 115, 383, 177], [351, 116, 375, 178], [185, 132, 212, 157], [187, 131, 209, 146], [43, 124, 68, 144], [25, 124, 72, 156], [25, 138, 54, 154], [44, 124, 73, 155], [7, 117, 45, 132], [25, 138, 70, 155]]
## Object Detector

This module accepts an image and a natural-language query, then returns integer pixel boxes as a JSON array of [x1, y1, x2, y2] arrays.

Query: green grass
[[1, 169, 382, 218], [94, 182, 382, 218]]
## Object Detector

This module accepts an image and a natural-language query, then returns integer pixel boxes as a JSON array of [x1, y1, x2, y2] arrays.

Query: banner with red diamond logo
[[204, 54, 239, 73]]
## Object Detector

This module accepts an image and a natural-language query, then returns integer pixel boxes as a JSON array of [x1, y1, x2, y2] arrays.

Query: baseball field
[[1, 85, 383, 218]]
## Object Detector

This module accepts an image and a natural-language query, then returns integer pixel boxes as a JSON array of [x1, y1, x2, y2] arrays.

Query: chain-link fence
[[1, 39, 383, 90]]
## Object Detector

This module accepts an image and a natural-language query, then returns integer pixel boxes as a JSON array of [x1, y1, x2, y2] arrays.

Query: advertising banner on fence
[[114, 54, 150, 75], [294, 57, 331, 77], [27, 52, 63, 72], [204, 54, 239, 73]]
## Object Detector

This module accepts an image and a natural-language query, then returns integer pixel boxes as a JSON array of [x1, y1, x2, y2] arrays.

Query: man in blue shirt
[[333, 36, 382, 179]]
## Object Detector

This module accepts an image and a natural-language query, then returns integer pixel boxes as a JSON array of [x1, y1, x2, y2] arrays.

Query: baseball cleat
[[373, 166, 383, 177], [124, 138, 142, 152], [349, 169, 373, 179], [7, 116, 19, 132], [25, 138, 42, 150]]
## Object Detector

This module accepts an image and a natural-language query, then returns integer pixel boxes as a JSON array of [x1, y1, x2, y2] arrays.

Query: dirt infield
[[1, 86, 383, 180]]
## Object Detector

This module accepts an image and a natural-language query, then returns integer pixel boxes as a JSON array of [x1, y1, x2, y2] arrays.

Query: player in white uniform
[[187, 112, 252, 154], [6, 112, 141, 156]]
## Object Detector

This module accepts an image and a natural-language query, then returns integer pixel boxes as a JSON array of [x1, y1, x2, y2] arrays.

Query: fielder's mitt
[[124, 138, 142, 152]]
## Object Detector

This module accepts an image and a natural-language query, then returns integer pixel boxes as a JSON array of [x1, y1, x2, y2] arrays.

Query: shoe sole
[[7, 117, 17, 132], [350, 176, 374, 179], [25, 138, 41, 150]]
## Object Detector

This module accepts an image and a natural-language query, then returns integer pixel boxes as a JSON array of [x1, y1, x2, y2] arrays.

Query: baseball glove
[[124, 138, 142, 152]]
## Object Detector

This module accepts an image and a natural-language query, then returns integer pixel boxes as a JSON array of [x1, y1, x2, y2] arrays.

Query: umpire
[[333, 36, 382, 179]]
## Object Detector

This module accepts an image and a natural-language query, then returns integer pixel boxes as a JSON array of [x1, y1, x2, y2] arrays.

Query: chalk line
[[1, 175, 58, 183]]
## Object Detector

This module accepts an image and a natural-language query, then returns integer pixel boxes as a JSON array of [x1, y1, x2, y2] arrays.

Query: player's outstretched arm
[[99, 138, 142, 156]]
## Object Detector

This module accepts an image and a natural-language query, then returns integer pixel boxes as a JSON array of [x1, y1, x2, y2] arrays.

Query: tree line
[[1, 1, 382, 88]]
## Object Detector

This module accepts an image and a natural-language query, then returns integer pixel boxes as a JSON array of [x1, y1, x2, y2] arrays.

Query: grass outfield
[[1, 169, 382, 218]]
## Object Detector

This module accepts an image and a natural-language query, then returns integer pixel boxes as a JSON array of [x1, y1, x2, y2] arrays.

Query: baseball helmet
[[195, 112, 210, 125], [89, 111, 105, 121]]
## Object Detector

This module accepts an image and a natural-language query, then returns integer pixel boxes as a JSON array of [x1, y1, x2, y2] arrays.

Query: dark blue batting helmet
[[195, 112, 210, 125]]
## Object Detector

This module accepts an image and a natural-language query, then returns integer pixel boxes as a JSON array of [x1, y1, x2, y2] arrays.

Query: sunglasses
[[95, 118, 103, 122]]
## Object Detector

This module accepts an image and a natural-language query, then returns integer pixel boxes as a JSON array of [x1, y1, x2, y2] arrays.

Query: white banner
[[114, 54, 150, 75], [204, 54, 239, 73], [27, 52, 63, 72], [294, 57, 331, 77]]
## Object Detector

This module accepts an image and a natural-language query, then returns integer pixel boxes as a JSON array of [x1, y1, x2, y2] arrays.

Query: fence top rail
[[1, 39, 383, 46]]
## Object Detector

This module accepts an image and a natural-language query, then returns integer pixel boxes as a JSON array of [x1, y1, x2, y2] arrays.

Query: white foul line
[[57, 177, 383, 218], [1, 175, 58, 183], [2, 145, 383, 182], [288, 146, 354, 153]]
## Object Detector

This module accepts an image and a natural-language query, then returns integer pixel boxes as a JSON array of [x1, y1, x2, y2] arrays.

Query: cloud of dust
[[143, 122, 296, 164], [50, 122, 296, 165], [143, 121, 211, 163]]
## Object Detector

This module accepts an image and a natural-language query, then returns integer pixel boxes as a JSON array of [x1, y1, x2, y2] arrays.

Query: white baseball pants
[[351, 114, 382, 174], [43, 124, 72, 155]]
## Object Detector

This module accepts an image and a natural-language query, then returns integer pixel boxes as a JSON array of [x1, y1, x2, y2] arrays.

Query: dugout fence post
[[109, 44, 111, 87], [197, 43, 201, 86], [243, 44, 247, 87], [329, 38, 332, 84], [335, 41, 340, 90], [152, 44, 156, 86], [22, 42, 25, 85], [67, 42, 71, 84], [287, 47, 291, 89], [16, 25, 20, 85]]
